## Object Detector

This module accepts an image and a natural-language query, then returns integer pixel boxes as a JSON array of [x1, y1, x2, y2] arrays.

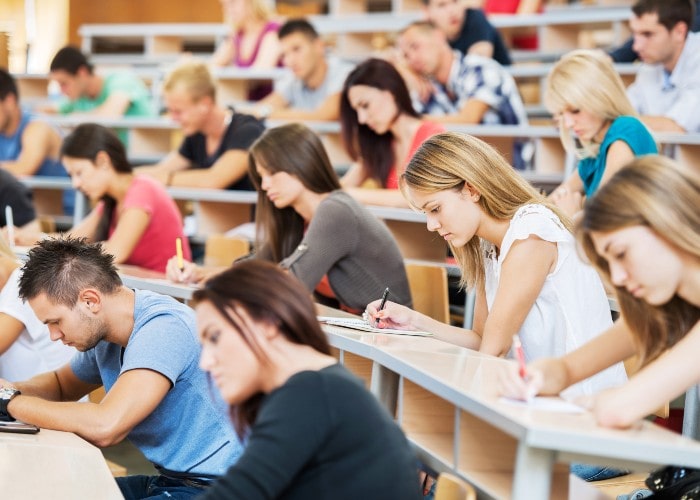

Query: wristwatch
[[0, 387, 21, 421]]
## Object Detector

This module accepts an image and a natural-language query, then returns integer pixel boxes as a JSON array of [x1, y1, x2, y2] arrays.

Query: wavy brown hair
[[578, 155, 700, 366]]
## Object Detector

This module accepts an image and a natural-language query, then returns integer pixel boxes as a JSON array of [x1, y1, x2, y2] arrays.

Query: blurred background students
[[545, 50, 657, 217], [12, 124, 190, 273], [211, 0, 281, 100], [249, 18, 354, 121], [0, 69, 74, 215], [340, 58, 444, 208], [138, 61, 264, 190]]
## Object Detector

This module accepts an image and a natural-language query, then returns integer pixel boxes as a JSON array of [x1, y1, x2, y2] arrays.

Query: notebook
[[317, 316, 433, 337]]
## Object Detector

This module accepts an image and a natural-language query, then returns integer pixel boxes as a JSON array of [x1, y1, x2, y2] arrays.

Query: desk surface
[[318, 305, 700, 499], [0, 428, 123, 499]]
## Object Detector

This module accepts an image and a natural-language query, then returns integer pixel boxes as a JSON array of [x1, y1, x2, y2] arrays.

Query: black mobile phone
[[0, 421, 40, 434]]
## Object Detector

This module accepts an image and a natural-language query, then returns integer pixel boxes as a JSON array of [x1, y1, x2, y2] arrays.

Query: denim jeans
[[571, 462, 629, 482], [118, 474, 209, 499]]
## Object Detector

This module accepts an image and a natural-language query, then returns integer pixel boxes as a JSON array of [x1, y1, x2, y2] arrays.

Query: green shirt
[[59, 72, 154, 144]]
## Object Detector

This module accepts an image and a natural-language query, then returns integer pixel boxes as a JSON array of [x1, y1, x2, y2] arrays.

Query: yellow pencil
[[176, 237, 184, 271]]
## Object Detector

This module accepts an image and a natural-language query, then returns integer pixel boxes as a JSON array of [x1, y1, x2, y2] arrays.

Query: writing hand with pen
[[365, 288, 419, 332]]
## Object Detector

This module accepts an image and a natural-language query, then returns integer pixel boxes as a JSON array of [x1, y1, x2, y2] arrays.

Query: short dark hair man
[[49, 46, 153, 119], [250, 18, 354, 121], [626, 0, 700, 132], [0, 237, 242, 498], [0, 69, 73, 214], [421, 0, 511, 66]]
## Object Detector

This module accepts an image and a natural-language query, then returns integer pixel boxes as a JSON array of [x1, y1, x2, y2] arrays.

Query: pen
[[175, 237, 184, 271], [5, 206, 14, 249], [375, 287, 390, 327], [512, 334, 528, 380]]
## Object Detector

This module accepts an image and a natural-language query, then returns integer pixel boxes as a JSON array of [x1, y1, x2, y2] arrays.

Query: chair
[[434, 472, 476, 500], [203, 234, 250, 267], [405, 262, 450, 324]]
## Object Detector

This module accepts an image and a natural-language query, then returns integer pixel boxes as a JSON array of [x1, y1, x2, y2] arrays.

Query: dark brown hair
[[61, 123, 133, 242], [340, 58, 420, 187], [193, 259, 331, 437], [248, 123, 341, 263], [632, 0, 695, 33]]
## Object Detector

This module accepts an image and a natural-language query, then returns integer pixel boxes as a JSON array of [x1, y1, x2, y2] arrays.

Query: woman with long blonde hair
[[501, 155, 700, 430], [545, 50, 657, 216], [367, 132, 627, 395]]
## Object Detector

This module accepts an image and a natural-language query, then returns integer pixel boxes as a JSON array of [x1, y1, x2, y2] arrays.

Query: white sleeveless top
[[484, 204, 627, 397]]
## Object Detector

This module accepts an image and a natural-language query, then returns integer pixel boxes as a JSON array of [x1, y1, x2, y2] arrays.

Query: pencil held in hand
[[176, 237, 184, 271], [513, 334, 528, 380]]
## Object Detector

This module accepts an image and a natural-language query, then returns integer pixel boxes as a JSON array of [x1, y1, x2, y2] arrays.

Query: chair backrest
[[405, 262, 450, 324], [434, 473, 476, 500], [204, 234, 250, 267]]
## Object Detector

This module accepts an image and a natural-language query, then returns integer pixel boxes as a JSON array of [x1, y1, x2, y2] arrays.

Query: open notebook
[[318, 316, 433, 337]]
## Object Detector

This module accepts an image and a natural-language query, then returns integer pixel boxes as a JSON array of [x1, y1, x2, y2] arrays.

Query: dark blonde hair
[[578, 155, 700, 365], [401, 132, 572, 289]]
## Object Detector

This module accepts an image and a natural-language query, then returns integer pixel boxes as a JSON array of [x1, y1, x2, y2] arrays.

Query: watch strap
[[0, 389, 21, 422]]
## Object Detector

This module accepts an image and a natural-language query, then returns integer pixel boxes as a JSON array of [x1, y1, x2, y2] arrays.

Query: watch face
[[0, 388, 18, 400]]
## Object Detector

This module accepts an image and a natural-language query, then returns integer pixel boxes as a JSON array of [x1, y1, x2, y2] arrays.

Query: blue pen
[[375, 287, 390, 327]]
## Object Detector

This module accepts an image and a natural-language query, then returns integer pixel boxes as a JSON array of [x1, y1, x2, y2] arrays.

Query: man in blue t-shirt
[[0, 237, 242, 499]]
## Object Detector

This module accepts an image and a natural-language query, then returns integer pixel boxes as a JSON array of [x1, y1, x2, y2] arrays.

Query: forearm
[[640, 115, 686, 133], [344, 188, 408, 208], [14, 371, 66, 401], [414, 314, 482, 349], [7, 396, 123, 447]]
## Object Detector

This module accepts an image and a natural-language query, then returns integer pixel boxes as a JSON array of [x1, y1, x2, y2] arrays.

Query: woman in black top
[[194, 259, 421, 500]]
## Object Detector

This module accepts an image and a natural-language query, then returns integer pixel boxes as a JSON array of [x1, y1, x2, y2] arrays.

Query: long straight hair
[[401, 132, 572, 289], [61, 124, 132, 242], [578, 155, 700, 366], [545, 50, 639, 159], [248, 123, 341, 262], [340, 58, 420, 187], [192, 259, 331, 438]]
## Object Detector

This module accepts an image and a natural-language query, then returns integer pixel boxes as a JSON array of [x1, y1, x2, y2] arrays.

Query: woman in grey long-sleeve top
[[248, 123, 411, 313]]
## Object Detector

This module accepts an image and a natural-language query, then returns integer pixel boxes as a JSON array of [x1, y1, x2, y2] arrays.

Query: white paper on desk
[[498, 396, 585, 413], [317, 316, 433, 337]]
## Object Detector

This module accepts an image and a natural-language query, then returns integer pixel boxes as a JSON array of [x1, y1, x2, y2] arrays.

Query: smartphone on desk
[[0, 421, 40, 434]]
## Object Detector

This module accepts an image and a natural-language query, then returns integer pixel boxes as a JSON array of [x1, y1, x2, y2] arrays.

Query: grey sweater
[[281, 191, 412, 311]]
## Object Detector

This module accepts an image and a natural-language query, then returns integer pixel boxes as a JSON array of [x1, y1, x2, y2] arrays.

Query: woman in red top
[[340, 58, 444, 208]]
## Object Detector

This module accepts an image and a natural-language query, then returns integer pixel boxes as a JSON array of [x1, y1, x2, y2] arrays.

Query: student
[[625, 0, 700, 132], [167, 123, 412, 313], [399, 22, 525, 126], [137, 61, 264, 190], [0, 69, 74, 214], [339, 58, 444, 208], [249, 18, 354, 121], [211, 0, 281, 100], [193, 259, 422, 499], [0, 237, 241, 498], [545, 50, 657, 217], [610, 0, 700, 63], [499, 155, 700, 432], [0, 236, 74, 380], [366, 132, 627, 397], [422, 0, 511, 65], [483, 0, 543, 50], [48, 46, 152, 118], [12, 124, 191, 273]]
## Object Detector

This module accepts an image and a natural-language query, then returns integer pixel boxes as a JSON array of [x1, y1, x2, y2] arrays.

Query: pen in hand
[[512, 334, 528, 380], [375, 287, 390, 327]]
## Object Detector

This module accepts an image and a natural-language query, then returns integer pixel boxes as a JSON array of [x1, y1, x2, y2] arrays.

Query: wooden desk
[[119, 265, 197, 303], [0, 428, 123, 499], [319, 305, 700, 500]]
